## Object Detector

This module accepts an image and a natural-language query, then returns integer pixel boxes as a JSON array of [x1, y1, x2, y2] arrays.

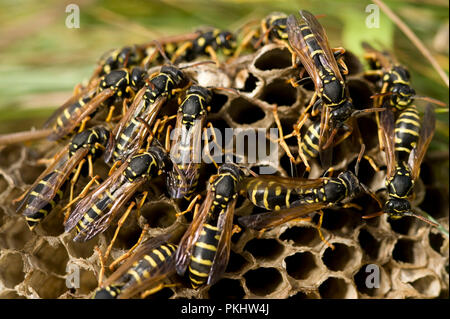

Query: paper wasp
[[64, 144, 173, 242], [370, 104, 440, 227], [175, 163, 244, 288], [104, 64, 186, 164], [15, 126, 110, 230], [271, 10, 381, 176], [168, 28, 237, 65], [233, 12, 291, 59], [362, 42, 446, 111], [238, 170, 379, 233], [92, 226, 186, 299]]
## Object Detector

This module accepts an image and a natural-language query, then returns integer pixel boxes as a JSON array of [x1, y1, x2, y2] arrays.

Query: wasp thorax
[[330, 100, 354, 127], [384, 198, 411, 219], [160, 65, 185, 85], [391, 84, 415, 109], [69, 127, 110, 157], [387, 166, 414, 198], [130, 67, 148, 92]]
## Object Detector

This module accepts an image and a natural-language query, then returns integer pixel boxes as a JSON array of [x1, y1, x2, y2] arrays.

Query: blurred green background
[[0, 0, 448, 151]]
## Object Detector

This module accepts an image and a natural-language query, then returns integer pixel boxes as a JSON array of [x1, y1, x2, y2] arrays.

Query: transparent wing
[[238, 202, 327, 231], [73, 177, 146, 242], [207, 198, 236, 286], [410, 104, 435, 181], [380, 108, 396, 178], [175, 187, 214, 276], [287, 14, 323, 90]]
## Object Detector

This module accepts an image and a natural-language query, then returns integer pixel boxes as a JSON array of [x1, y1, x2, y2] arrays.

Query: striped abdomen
[[188, 223, 220, 288], [121, 243, 178, 290], [300, 122, 321, 159], [54, 96, 92, 131], [75, 192, 114, 235], [246, 180, 302, 211], [24, 171, 66, 230], [299, 24, 324, 66], [394, 105, 420, 163]]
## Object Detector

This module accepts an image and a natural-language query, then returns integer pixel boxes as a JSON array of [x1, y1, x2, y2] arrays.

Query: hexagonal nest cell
[[0, 29, 448, 301]]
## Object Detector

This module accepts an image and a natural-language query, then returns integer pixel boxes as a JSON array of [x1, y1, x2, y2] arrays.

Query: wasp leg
[[136, 191, 148, 219], [317, 210, 335, 250], [233, 29, 258, 58], [104, 201, 137, 262], [321, 167, 334, 178], [141, 282, 180, 299], [78, 116, 91, 133], [232, 224, 242, 235], [203, 123, 221, 169], [176, 194, 202, 217], [272, 105, 297, 163], [289, 216, 313, 223], [95, 245, 106, 287], [364, 155, 380, 172], [165, 125, 172, 152], [105, 106, 115, 123], [109, 224, 150, 271], [205, 46, 220, 67], [341, 203, 363, 210], [68, 159, 86, 214], [332, 47, 348, 75], [63, 175, 101, 223], [108, 160, 122, 176], [364, 69, 384, 77], [170, 42, 193, 64]]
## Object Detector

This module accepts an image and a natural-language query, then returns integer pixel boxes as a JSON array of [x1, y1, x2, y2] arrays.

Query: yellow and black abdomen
[[300, 121, 321, 159], [188, 223, 220, 288], [122, 244, 178, 289], [394, 105, 420, 162], [23, 171, 66, 230]]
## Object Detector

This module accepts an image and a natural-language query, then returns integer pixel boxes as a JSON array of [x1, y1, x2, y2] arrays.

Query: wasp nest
[[0, 42, 448, 299]]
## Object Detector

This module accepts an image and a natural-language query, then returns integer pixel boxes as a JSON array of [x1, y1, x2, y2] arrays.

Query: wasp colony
[[0, 10, 448, 299]]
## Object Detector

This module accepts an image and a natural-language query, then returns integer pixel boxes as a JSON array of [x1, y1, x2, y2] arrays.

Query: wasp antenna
[[151, 40, 171, 64], [413, 95, 447, 107], [403, 211, 439, 227], [179, 60, 216, 70], [362, 211, 384, 219], [210, 87, 240, 96]]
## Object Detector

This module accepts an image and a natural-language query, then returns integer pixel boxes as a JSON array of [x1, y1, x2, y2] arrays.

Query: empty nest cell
[[227, 97, 266, 124], [244, 238, 284, 261], [321, 243, 357, 272], [254, 46, 292, 71], [0, 252, 25, 289], [244, 267, 283, 296], [357, 228, 381, 260], [259, 79, 298, 106], [284, 251, 320, 281], [318, 276, 357, 299], [208, 278, 245, 299], [32, 239, 70, 275], [354, 264, 390, 297], [392, 238, 427, 266], [279, 226, 320, 247]]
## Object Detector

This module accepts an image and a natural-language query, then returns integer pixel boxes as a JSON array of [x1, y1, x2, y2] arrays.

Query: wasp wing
[[287, 14, 323, 91], [104, 87, 147, 162], [238, 202, 326, 231], [49, 88, 115, 141], [64, 159, 128, 232], [410, 104, 435, 181], [22, 147, 89, 216], [207, 198, 236, 286], [361, 41, 394, 71], [73, 177, 146, 242], [380, 108, 396, 178], [167, 112, 204, 198], [299, 10, 344, 84], [242, 175, 327, 192], [175, 188, 214, 276], [16, 144, 70, 213]]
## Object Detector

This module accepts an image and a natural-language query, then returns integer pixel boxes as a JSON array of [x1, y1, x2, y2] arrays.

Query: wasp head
[[329, 99, 354, 128], [129, 67, 148, 92], [384, 198, 411, 219]]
